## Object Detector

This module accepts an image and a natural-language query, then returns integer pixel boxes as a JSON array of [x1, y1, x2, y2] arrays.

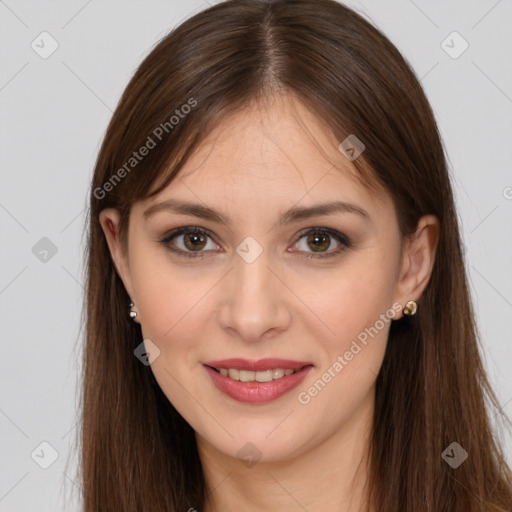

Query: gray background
[[1, 1, 511, 510]]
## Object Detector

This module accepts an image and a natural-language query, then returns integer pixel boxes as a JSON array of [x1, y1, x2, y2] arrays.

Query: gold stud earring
[[129, 301, 137, 319], [403, 300, 417, 317]]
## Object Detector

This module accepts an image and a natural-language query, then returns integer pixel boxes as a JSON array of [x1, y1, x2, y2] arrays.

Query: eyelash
[[159, 226, 352, 260]]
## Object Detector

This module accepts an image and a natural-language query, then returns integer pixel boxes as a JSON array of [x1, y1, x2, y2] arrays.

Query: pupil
[[308, 233, 329, 252], [185, 232, 205, 250]]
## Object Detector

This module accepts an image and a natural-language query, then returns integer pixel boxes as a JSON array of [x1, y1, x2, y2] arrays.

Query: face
[[101, 94, 434, 465]]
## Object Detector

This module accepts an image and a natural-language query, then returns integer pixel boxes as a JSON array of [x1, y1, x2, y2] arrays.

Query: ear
[[393, 214, 440, 318], [99, 208, 136, 307]]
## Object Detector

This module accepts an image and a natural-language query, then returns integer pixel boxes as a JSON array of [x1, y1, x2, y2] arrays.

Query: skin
[[100, 94, 439, 512]]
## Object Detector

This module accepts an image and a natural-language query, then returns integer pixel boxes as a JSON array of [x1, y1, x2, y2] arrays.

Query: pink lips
[[203, 358, 314, 404]]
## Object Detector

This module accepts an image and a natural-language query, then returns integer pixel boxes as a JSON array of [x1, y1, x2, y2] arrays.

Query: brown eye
[[183, 231, 207, 251], [293, 227, 351, 259], [306, 232, 330, 252], [160, 227, 219, 258]]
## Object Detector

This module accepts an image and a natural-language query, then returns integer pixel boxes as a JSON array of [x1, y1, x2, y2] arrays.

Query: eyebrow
[[143, 198, 370, 225]]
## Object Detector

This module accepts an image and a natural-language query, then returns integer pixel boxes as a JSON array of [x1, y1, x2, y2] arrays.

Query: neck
[[197, 387, 375, 512]]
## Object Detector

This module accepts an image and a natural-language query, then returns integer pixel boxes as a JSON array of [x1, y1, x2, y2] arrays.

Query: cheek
[[294, 267, 395, 435], [131, 263, 213, 424], [303, 252, 398, 403], [129, 243, 199, 328], [312, 258, 398, 346], [134, 273, 207, 353]]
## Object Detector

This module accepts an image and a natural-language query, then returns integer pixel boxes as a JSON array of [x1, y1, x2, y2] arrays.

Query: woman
[[80, 0, 512, 510]]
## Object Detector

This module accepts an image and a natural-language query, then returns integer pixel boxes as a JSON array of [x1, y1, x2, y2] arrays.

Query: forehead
[[189, 100, 357, 182], [142, 95, 391, 220]]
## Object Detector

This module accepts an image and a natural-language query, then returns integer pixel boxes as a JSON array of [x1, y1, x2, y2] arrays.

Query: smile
[[203, 358, 314, 403], [212, 367, 296, 382]]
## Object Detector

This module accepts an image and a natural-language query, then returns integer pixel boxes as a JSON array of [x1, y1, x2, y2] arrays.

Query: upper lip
[[203, 358, 313, 372]]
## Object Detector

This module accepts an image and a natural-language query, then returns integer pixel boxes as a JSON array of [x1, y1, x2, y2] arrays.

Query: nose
[[218, 249, 292, 344]]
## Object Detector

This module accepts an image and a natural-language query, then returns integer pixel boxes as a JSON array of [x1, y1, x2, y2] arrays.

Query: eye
[[159, 227, 219, 259], [291, 227, 351, 259], [159, 226, 351, 260]]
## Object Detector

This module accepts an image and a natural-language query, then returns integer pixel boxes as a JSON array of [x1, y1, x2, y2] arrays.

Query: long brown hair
[[77, 0, 512, 510]]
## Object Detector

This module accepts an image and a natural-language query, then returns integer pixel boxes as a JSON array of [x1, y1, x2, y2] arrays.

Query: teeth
[[239, 370, 255, 382], [272, 368, 284, 379], [217, 367, 298, 382]]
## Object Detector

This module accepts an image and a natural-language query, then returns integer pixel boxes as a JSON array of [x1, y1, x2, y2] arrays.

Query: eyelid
[[159, 225, 351, 259]]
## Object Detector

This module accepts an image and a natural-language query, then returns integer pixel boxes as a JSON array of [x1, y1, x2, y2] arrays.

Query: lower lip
[[204, 365, 313, 404]]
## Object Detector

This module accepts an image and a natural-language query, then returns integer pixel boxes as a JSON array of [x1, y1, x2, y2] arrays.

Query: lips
[[203, 358, 314, 403]]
